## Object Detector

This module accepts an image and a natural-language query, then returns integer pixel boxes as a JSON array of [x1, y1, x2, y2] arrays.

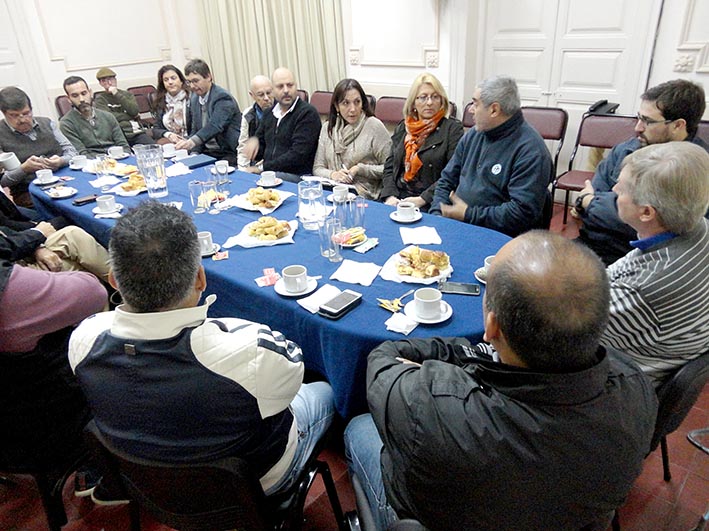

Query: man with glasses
[[175, 59, 241, 165], [574, 79, 707, 265], [237, 75, 273, 171], [0, 87, 77, 207], [429, 75, 552, 237]]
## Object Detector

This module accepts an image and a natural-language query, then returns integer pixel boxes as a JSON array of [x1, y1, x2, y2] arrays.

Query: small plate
[[341, 236, 368, 249], [202, 243, 221, 257], [274, 277, 318, 297], [70, 163, 86, 170], [33, 176, 60, 186], [45, 186, 78, 199], [92, 203, 124, 215], [327, 192, 357, 203], [403, 300, 453, 324], [210, 166, 236, 175], [256, 177, 283, 187], [390, 211, 422, 223], [110, 153, 130, 160], [474, 267, 487, 285]]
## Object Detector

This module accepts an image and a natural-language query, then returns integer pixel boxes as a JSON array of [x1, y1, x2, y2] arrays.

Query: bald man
[[242, 67, 321, 182], [237, 75, 273, 170], [344, 231, 657, 531]]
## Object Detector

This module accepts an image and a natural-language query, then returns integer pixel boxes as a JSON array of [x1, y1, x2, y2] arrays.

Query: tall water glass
[[188, 180, 205, 214], [134, 144, 168, 198], [298, 179, 326, 231], [318, 217, 343, 262], [350, 196, 366, 228], [215, 160, 230, 198]]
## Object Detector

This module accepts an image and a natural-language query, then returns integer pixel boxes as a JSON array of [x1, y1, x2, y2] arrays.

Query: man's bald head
[[485, 231, 610, 371], [249, 75, 273, 111], [271, 67, 297, 111]]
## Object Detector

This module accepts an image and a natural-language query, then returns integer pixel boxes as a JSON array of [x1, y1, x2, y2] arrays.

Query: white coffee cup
[[108, 146, 124, 158], [261, 170, 276, 185], [397, 201, 420, 221], [282, 264, 308, 293], [414, 287, 443, 320], [483, 255, 495, 273], [162, 143, 176, 156], [0, 152, 21, 171], [198, 231, 214, 255], [215, 160, 229, 174], [174, 149, 188, 159], [35, 169, 54, 184], [71, 155, 88, 168], [96, 194, 116, 212], [333, 184, 349, 202]]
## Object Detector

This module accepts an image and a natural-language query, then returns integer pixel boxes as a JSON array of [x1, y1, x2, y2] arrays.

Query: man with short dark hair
[[602, 142, 709, 384], [69, 201, 335, 504], [94, 67, 155, 147], [174, 59, 241, 165], [0, 86, 77, 207], [237, 74, 274, 170], [429, 76, 552, 236], [575, 79, 708, 265], [242, 67, 321, 182], [59, 76, 130, 156], [345, 230, 657, 531]]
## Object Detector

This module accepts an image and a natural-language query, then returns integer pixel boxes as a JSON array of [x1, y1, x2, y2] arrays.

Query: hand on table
[[34, 247, 62, 272], [330, 170, 353, 184], [402, 196, 426, 208], [174, 138, 195, 151], [440, 192, 467, 221], [384, 196, 400, 207], [20, 156, 52, 173], [244, 166, 262, 174], [45, 155, 65, 170], [166, 132, 184, 144]]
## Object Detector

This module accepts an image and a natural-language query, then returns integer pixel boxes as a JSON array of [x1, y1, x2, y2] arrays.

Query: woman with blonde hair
[[380, 73, 463, 209]]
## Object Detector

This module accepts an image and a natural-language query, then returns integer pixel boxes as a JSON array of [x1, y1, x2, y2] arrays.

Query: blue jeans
[[344, 414, 399, 530], [264, 381, 335, 496]]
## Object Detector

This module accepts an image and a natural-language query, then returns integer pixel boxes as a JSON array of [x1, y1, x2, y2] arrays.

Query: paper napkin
[[166, 162, 191, 177], [89, 175, 121, 188], [330, 259, 382, 287], [399, 226, 442, 245], [385, 312, 418, 335], [297, 284, 341, 313]]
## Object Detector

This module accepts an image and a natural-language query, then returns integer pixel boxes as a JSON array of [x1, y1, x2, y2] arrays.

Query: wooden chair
[[374, 96, 406, 129], [297, 89, 309, 102], [127, 85, 157, 126], [552, 113, 637, 223], [461, 101, 475, 129], [448, 101, 457, 119], [366, 94, 377, 113], [54, 95, 72, 118], [310, 90, 332, 118]]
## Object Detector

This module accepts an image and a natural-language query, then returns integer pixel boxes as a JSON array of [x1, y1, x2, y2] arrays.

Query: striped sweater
[[602, 218, 709, 385]]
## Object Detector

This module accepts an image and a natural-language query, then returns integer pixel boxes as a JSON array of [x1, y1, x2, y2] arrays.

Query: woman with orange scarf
[[380, 73, 464, 210]]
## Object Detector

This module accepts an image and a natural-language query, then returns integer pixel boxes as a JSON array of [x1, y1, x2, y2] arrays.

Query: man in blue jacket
[[574, 79, 707, 265], [429, 76, 551, 237], [175, 59, 241, 165]]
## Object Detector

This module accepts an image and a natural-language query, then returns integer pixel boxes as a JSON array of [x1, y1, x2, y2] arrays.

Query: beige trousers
[[26, 226, 110, 281]]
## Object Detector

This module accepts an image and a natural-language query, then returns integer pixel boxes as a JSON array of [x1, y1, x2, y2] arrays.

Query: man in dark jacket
[[574, 79, 707, 265], [430, 76, 552, 236], [344, 231, 658, 531], [175, 59, 241, 165], [242, 67, 321, 182]]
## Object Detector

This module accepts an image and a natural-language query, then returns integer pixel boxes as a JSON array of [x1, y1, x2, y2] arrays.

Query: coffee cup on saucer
[[414, 287, 442, 320], [282, 264, 308, 293], [96, 195, 117, 213], [0, 152, 21, 171], [396, 201, 420, 221], [71, 155, 88, 168], [35, 169, 54, 184], [162, 143, 176, 157], [483, 255, 495, 274], [261, 171, 277, 186], [108, 146, 124, 158], [333, 185, 349, 202], [198, 231, 214, 255], [174, 149, 188, 159]]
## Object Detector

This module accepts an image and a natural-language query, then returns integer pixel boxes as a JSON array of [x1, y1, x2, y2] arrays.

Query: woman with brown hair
[[152, 64, 190, 144]]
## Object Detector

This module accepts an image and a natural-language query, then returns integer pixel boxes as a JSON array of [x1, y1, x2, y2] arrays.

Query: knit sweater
[[94, 89, 144, 140], [59, 108, 129, 156]]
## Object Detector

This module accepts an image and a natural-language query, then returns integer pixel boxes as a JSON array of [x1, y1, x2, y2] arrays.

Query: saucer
[[341, 236, 368, 249], [327, 192, 356, 203], [33, 176, 59, 186], [45, 186, 78, 199], [92, 203, 124, 215], [403, 300, 453, 324], [201, 243, 221, 257], [109, 153, 130, 160], [390, 211, 422, 223], [70, 163, 87, 170], [210, 166, 235, 175], [474, 267, 487, 285], [274, 277, 318, 297], [256, 177, 283, 187]]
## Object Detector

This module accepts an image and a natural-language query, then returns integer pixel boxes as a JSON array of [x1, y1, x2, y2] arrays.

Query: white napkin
[[166, 162, 191, 177], [385, 312, 418, 335], [330, 259, 382, 287], [95, 211, 122, 219], [297, 284, 341, 313], [222, 220, 298, 249], [399, 226, 442, 245], [89, 175, 121, 188]]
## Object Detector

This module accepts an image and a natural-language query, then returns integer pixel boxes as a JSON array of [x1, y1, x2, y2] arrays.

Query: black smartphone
[[438, 281, 481, 296], [318, 289, 363, 319], [72, 194, 98, 206]]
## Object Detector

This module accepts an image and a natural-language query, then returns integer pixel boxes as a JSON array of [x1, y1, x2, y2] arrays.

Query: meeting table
[[30, 157, 511, 418]]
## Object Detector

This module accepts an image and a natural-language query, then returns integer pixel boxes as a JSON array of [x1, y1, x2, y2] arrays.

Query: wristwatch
[[574, 193, 592, 216]]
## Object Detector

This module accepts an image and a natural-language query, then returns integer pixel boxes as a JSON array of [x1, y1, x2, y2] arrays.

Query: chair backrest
[[651, 352, 709, 450], [522, 106, 569, 179], [696, 120, 709, 145], [85, 422, 269, 531], [127, 85, 157, 98], [568, 113, 637, 171], [311, 90, 332, 116], [448, 101, 457, 119], [461, 101, 475, 129], [375, 96, 407, 127], [297, 89, 309, 102], [55, 95, 72, 118], [366, 94, 377, 113]]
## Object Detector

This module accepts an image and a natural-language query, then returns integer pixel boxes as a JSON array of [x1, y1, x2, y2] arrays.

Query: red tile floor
[[2, 206, 707, 530]]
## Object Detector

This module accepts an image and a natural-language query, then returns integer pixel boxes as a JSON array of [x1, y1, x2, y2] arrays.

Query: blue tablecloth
[[31, 159, 511, 418]]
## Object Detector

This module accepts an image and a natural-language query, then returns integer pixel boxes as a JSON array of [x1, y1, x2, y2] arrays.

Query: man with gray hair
[[430, 75, 551, 236], [602, 141, 709, 384], [237, 74, 274, 170], [69, 201, 335, 504]]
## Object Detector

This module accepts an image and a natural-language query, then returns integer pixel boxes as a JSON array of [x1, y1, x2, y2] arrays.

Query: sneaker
[[74, 467, 101, 498], [90, 477, 130, 506]]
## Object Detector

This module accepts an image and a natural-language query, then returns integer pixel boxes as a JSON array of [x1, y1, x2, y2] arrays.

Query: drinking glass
[[298, 179, 326, 231], [188, 180, 205, 214], [134, 144, 168, 198], [201, 174, 220, 215], [215, 160, 231, 198], [318, 217, 343, 262]]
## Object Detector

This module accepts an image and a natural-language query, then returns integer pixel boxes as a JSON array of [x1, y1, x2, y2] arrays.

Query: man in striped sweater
[[602, 141, 709, 385]]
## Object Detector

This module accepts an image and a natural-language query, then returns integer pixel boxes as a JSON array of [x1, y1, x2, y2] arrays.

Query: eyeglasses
[[636, 112, 673, 126], [6, 110, 32, 121], [415, 94, 442, 104], [185, 79, 202, 86]]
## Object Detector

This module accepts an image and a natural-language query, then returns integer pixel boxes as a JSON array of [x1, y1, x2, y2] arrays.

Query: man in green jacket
[[94, 67, 155, 146]]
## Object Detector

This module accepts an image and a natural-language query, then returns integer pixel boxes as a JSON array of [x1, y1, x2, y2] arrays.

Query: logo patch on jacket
[[491, 163, 502, 175]]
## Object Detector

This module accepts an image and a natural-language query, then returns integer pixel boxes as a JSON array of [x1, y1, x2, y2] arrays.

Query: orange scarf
[[403, 108, 446, 182]]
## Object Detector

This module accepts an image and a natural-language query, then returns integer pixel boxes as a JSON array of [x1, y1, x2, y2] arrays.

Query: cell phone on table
[[72, 194, 98, 206], [438, 281, 481, 296], [317, 289, 363, 319]]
